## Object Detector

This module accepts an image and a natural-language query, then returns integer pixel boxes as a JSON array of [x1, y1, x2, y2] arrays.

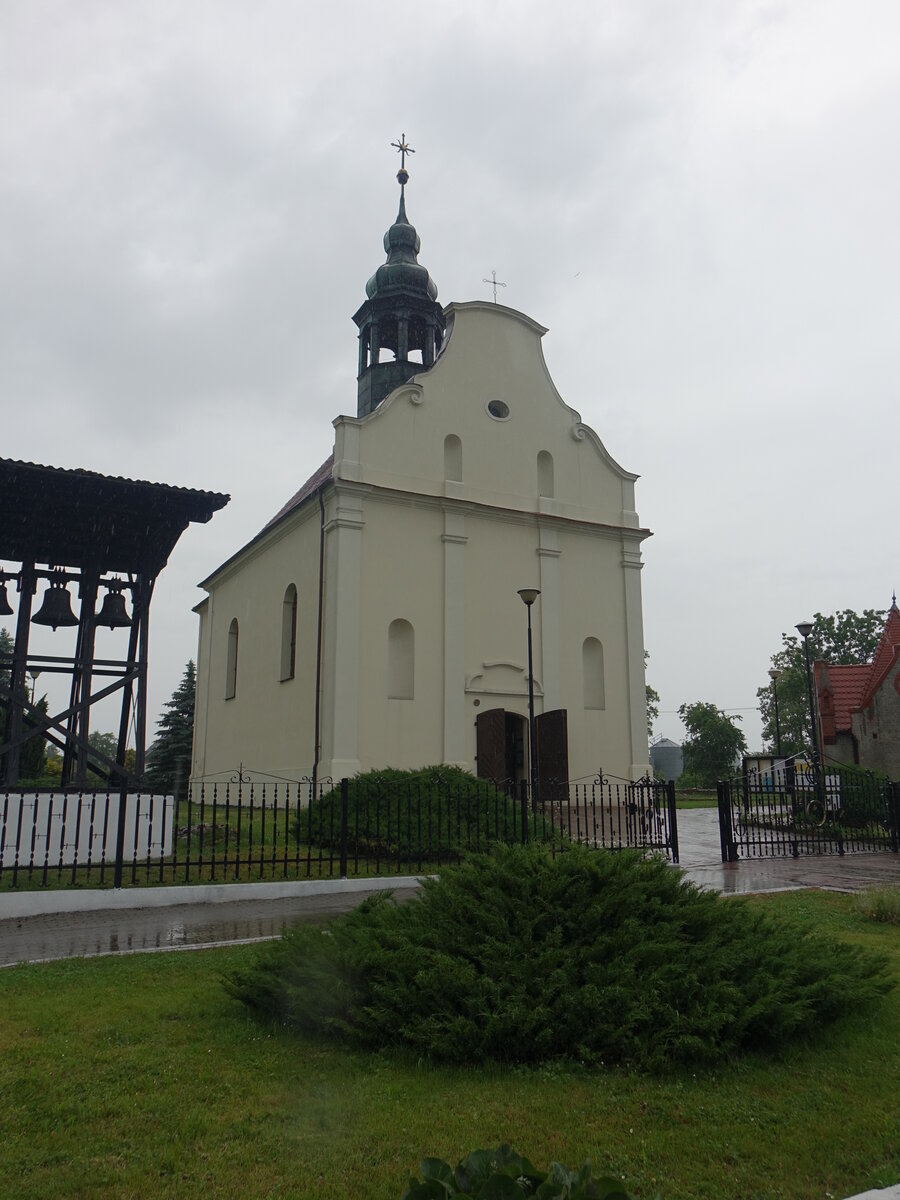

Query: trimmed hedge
[[293, 766, 524, 859]]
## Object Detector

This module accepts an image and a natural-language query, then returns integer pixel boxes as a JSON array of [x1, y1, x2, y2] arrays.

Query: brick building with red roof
[[814, 599, 900, 776]]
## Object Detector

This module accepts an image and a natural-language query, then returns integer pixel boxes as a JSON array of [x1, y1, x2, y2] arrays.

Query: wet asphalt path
[[0, 809, 897, 968]]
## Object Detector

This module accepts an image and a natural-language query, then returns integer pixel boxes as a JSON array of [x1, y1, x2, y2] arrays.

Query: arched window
[[537, 450, 555, 498], [444, 434, 462, 482], [582, 637, 605, 710], [388, 619, 415, 700], [280, 584, 297, 681], [225, 618, 239, 700]]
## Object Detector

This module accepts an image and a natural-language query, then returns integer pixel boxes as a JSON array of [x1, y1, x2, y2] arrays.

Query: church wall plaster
[[192, 187, 653, 784]]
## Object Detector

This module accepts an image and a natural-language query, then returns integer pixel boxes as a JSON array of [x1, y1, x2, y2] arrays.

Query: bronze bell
[[0, 579, 13, 617], [97, 582, 132, 629], [32, 580, 79, 630]]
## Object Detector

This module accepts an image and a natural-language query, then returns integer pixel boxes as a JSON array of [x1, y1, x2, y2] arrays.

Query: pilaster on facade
[[332, 418, 362, 483], [442, 508, 468, 765], [537, 525, 561, 712], [191, 595, 213, 781], [622, 537, 651, 779], [321, 488, 364, 781], [326, 479, 368, 534]]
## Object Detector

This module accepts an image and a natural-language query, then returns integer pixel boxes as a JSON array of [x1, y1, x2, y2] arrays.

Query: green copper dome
[[365, 191, 439, 303]]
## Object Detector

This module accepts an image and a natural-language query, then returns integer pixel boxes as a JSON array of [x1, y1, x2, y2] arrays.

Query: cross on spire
[[482, 269, 507, 303], [391, 134, 415, 172]]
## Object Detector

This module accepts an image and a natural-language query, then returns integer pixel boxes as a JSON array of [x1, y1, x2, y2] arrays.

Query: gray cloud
[[3, 0, 899, 748]]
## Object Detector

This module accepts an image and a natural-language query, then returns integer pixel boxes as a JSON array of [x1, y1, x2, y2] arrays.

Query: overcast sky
[[3, 0, 898, 753]]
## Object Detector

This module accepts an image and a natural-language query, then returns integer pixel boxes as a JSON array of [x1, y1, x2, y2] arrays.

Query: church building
[[191, 149, 653, 790]]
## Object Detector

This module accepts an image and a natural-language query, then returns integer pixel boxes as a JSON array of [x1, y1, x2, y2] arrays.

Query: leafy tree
[[757, 609, 886, 757], [80, 730, 125, 783], [88, 730, 119, 762], [646, 683, 660, 738], [144, 661, 195, 800], [644, 650, 659, 738], [678, 701, 747, 786]]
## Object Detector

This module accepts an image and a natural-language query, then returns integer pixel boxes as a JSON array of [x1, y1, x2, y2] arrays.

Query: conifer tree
[[144, 661, 195, 800]]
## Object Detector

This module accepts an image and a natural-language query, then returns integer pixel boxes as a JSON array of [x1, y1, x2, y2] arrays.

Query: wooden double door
[[475, 707, 569, 798]]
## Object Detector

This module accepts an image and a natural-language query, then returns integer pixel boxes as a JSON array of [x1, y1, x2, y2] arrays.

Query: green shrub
[[226, 843, 892, 1071], [401, 1145, 645, 1200], [293, 765, 524, 860], [854, 886, 900, 925], [820, 762, 891, 829]]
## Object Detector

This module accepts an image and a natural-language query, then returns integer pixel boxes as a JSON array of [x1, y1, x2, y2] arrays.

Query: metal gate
[[717, 762, 900, 860]]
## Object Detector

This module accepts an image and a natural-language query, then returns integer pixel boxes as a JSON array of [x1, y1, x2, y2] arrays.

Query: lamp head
[[517, 588, 540, 607], [768, 667, 782, 682], [795, 621, 814, 640]]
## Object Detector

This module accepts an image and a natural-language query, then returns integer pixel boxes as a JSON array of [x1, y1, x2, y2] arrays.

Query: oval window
[[487, 399, 510, 420]]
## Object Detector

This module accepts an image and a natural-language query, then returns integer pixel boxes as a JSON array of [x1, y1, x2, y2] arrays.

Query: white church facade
[[191, 158, 652, 790]]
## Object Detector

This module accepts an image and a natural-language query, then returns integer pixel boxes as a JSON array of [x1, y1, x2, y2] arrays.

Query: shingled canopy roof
[[0, 458, 229, 574], [261, 454, 334, 536]]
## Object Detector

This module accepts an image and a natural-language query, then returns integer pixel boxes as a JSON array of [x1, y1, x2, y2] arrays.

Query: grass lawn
[[1, 890, 898, 1200], [675, 790, 718, 809]]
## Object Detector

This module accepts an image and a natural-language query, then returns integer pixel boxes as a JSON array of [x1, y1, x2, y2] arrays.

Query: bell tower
[[353, 136, 446, 417]]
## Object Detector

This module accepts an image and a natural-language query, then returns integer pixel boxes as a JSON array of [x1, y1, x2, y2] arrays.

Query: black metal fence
[[717, 761, 900, 861], [0, 773, 678, 891]]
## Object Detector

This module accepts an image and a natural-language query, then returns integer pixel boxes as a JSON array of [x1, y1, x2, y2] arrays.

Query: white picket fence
[[0, 790, 174, 869]]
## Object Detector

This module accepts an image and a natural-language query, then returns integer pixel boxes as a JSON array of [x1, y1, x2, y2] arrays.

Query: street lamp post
[[795, 622, 821, 778], [768, 667, 782, 760], [517, 588, 540, 807]]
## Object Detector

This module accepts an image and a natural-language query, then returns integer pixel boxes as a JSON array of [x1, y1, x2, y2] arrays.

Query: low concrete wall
[[0, 875, 425, 920]]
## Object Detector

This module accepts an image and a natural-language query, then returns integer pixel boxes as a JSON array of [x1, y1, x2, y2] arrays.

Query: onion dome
[[352, 140, 446, 418], [365, 189, 440, 303]]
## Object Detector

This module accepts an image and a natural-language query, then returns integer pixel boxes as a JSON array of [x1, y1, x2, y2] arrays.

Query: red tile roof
[[815, 601, 900, 732], [815, 661, 869, 733], [858, 600, 900, 710]]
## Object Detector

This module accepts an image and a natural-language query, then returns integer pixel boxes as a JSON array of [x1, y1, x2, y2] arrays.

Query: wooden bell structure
[[96, 579, 132, 629], [0, 457, 228, 791], [32, 575, 79, 630]]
